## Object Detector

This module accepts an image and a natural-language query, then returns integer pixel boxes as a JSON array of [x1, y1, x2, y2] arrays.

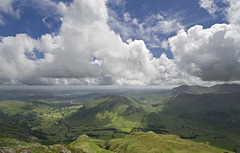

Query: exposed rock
[[0, 147, 16, 153], [49, 144, 71, 153], [0, 144, 74, 153]]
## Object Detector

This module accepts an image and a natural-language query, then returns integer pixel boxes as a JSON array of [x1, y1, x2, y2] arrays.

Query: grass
[[96, 110, 142, 130], [108, 131, 233, 153], [70, 135, 113, 153]]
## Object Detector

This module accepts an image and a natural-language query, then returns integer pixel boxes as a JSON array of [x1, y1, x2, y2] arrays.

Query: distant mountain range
[[171, 83, 240, 95]]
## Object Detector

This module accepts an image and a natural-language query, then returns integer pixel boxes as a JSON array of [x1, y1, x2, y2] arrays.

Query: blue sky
[[0, 0, 225, 52], [107, 0, 228, 58], [0, 0, 61, 39], [0, 0, 240, 86]]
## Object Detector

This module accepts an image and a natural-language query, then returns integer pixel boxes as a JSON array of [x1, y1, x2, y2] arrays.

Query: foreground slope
[[107, 131, 232, 153], [1, 132, 232, 153], [70, 134, 113, 153]]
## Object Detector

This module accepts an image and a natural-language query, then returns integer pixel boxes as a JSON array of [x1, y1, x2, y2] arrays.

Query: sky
[[0, 0, 240, 86]]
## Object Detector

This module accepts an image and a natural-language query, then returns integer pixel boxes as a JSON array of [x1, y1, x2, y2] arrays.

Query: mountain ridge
[[171, 83, 240, 95]]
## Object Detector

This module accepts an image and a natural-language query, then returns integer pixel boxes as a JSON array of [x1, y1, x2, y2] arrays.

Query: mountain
[[171, 85, 212, 95], [64, 95, 147, 140], [163, 92, 240, 125], [211, 84, 240, 93], [62, 92, 240, 151], [157, 92, 240, 151], [66, 95, 143, 125], [171, 83, 240, 95]]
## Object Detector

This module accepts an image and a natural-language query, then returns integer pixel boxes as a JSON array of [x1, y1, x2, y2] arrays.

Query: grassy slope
[[107, 131, 232, 153], [70, 134, 113, 153], [64, 95, 149, 140], [1, 132, 232, 153]]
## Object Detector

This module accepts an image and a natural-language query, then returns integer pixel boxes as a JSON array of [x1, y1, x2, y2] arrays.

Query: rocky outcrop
[[0, 144, 84, 153]]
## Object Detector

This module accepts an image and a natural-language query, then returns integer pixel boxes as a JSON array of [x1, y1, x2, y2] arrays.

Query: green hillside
[[70, 134, 113, 153], [152, 92, 240, 151], [1, 132, 232, 153], [107, 131, 232, 153], [64, 95, 148, 140]]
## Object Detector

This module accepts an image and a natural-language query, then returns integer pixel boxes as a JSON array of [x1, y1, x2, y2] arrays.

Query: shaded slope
[[0, 100, 83, 145], [0, 101, 44, 145], [163, 92, 240, 125], [156, 92, 240, 151], [211, 84, 240, 93]]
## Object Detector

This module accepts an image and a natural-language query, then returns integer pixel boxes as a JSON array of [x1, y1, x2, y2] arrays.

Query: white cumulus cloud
[[169, 24, 240, 81], [0, 0, 193, 86], [2, 0, 240, 86], [224, 0, 240, 25], [0, 34, 37, 81], [167, 0, 240, 82]]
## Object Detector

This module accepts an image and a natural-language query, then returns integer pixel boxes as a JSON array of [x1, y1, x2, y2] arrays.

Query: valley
[[0, 84, 240, 152]]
